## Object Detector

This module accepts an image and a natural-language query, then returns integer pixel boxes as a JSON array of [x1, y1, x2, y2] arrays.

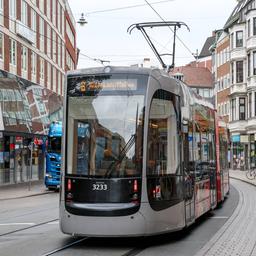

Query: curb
[[229, 175, 256, 187]]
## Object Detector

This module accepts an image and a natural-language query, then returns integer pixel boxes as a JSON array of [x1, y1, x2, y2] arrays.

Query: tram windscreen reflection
[[67, 93, 145, 178]]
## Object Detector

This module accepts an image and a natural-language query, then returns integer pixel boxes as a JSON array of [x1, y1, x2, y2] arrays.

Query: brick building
[[170, 36, 215, 104], [213, 31, 230, 124], [213, 0, 256, 170], [0, 0, 77, 185]]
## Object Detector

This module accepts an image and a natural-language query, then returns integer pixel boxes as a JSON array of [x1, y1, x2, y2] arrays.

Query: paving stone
[[195, 179, 256, 256]]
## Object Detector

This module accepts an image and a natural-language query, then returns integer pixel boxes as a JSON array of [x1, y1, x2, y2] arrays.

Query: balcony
[[230, 47, 247, 61], [246, 118, 256, 131], [246, 36, 256, 51], [230, 83, 247, 95], [16, 21, 36, 45], [229, 120, 247, 133], [247, 76, 256, 89]]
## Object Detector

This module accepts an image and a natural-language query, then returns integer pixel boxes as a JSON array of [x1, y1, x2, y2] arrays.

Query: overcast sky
[[68, 0, 237, 69]]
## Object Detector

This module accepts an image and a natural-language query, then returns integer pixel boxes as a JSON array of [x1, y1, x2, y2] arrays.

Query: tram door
[[182, 120, 195, 225]]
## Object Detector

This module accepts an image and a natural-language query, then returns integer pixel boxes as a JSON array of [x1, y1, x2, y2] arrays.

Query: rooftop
[[198, 36, 215, 59], [170, 65, 214, 88]]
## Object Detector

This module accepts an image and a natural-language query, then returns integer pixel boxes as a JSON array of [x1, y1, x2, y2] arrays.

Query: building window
[[236, 61, 243, 83], [231, 62, 234, 84], [39, 0, 44, 13], [0, 33, 3, 59], [9, 0, 16, 18], [61, 8, 65, 37], [31, 9, 36, 32], [31, 51, 36, 75], [21, 46, 27, 71], [248, 53, 251, 76], [231, 98, 236, 121], [58, 37, 61, 66], [21, 0, 27, 25], [66, 20, 75, 47], [230, 33, 234, 50], [40, 57, 44, 80], [248, 19, 251, 37], [236, 31, 243, 47], [47, 0, 51, 18], [47, 62, 51, 87], [249, 93, 252, 118], [239, 98, 246, 120], [58, 71, 61, 95], [9, 39, 16, 65], [52, 31, 56, 63], [66, 50, 74, 70], [0, 0, 3, 14], [253, 52, 256, 75], [47, 25, 51, 58], [52, 0, 56, 26], [52, 67, 56, 92], [57, 2, 61, 32], [253, 17, 256, 35], [39, 17, 44, 52], [255, 92, 256, 116]]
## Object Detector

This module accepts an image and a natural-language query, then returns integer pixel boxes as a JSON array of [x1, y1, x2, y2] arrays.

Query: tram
[[60, 66, 229, 237]]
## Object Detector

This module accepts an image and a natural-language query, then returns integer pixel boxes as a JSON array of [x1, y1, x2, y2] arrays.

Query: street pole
[[29, 142, 33, 191]]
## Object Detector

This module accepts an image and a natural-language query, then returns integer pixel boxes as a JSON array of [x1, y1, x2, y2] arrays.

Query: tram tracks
[[41, 234, 151, 256], [41, 239, 148, 256], [41, 237, 89, 256], [0, 218, 59, 237]]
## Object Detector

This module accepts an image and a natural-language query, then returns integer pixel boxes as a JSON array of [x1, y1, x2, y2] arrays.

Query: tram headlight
[[66, 193, 73, 200]]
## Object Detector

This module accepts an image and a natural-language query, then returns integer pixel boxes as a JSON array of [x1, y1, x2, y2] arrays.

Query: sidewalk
[[0, 180, 54, 200], [229, 169, 256, 186]]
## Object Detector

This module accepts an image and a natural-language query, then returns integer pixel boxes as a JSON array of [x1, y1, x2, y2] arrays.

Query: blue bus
[[45, 121, 62, 190]]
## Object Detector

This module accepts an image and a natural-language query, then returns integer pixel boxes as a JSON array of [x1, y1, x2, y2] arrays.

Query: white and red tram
[[60, 66, 229, 237]]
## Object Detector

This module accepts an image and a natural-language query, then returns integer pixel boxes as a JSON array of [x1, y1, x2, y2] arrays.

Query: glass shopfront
[[250, 134, 256, 169], [0, 70, 63, 185]]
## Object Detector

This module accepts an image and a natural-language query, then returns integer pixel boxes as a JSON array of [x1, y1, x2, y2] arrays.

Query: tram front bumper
[[59, 208, 146, 237]]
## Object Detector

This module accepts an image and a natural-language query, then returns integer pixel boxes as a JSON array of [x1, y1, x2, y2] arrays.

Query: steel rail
[[0, 218, 59, 237]]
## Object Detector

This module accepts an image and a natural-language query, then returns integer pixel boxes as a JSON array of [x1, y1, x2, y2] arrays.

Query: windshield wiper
[[104, 134, 136, 178]]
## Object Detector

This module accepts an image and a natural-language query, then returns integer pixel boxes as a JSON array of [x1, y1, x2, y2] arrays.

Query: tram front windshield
[[66, 74, 147, 178]]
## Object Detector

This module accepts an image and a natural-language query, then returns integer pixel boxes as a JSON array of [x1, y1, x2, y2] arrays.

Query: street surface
[[0, 180, 242, 256]]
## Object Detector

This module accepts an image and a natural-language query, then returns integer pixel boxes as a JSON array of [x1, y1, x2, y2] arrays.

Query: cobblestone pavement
[[195, 179, 256, 256]]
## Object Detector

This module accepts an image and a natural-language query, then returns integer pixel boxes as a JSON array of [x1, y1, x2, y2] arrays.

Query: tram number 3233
[[92, 183, 108, 191]]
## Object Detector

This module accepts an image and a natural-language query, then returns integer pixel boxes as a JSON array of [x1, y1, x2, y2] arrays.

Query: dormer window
[[173, 73, 184, 81]]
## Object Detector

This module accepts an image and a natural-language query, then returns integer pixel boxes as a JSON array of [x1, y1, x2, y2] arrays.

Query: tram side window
[[147, 90, 182, 210], [147, 91, 178, 175], [76, 121, 90, 175]]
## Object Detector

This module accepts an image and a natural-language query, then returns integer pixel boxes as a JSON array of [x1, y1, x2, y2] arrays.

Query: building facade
[[214, 32, 230, 125], [0, 0, 77, 185], [213, 0, 256, 170], [170, 65, 214, 104]]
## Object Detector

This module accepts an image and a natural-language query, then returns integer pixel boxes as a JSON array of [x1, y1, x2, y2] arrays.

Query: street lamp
[[77, 13, 87, 26]]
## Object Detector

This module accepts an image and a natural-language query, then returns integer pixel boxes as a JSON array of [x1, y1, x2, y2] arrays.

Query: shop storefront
[[249, 134, 256, 169], [231, 134, 249, 170], [0, 70, 63, 185]]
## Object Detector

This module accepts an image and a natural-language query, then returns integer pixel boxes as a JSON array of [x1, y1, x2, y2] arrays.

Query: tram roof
[[67, 66, 215, 110], [67, 66, 168, 77]]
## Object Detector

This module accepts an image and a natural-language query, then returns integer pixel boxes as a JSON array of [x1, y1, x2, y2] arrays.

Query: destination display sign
[[79, 79, 138, 92]]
